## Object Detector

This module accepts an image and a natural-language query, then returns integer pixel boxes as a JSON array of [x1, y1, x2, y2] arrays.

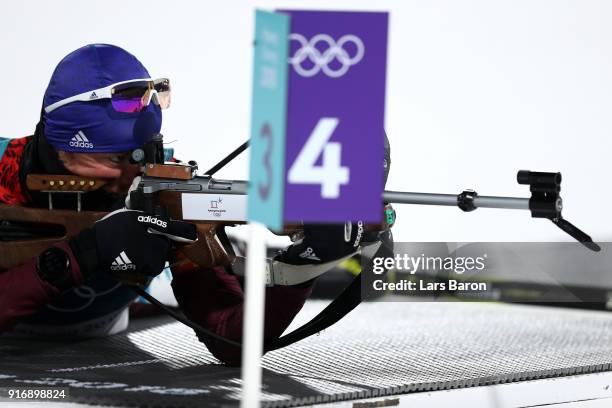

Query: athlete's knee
[[196, 334, 242, 366]]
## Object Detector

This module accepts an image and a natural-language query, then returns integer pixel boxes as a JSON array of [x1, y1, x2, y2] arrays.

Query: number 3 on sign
[[288, 118, 349, 199]]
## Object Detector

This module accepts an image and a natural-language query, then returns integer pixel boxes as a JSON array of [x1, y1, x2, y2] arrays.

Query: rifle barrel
[[382, 191, 529, 211]]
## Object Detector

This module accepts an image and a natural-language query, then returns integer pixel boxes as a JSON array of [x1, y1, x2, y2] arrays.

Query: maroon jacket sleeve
[[171, 265, 313, 365], [0, 242, 84, 332]]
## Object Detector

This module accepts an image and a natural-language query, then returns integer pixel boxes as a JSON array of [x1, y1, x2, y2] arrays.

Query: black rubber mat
[[2, 300, 612, 407]]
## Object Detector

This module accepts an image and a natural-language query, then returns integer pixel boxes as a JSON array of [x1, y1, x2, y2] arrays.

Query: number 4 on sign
[[288, 118, 350, 199]]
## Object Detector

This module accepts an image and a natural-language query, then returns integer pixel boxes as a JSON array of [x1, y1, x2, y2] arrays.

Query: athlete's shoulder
[[0, 136, 31, 160], [0, 136, 32, 205]]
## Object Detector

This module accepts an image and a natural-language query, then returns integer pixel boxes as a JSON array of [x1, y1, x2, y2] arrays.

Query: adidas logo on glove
[[69, 131, 94, 149], [137, 215, 168, 228], [111, 251, 136, 271], [299, 247, 321, 261]]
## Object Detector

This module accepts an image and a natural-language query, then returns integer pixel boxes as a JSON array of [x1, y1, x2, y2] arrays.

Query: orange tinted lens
[[156, 91, 171, 109]]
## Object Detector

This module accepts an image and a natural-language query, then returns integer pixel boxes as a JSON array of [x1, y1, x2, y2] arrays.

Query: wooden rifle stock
[[0, 204, 106, 270]]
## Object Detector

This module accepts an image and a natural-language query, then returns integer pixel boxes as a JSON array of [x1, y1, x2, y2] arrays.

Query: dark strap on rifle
[[131, 285, 242, 347], [266, 273, 361, 351], [130, 268, 362, 351], [204, 141, 249, 177]]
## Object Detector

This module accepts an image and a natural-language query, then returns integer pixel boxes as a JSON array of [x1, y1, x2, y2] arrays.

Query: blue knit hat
[[42, 44, 162, 153]]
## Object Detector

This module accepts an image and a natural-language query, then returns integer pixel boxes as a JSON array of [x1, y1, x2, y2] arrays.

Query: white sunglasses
[[44, 77, 171, 114]]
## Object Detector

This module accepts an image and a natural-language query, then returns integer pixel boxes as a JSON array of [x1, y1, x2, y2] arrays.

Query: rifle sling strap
[[129, 272, 362, 352]]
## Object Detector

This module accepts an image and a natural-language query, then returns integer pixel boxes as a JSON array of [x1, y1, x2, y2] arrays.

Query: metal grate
[[2, 301, 612, 407]]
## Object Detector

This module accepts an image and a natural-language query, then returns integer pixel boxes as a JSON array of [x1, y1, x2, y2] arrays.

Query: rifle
[[0, 133, 600, 271]]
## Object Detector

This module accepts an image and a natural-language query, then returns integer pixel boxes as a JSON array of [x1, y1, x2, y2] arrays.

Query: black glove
[[69, 209, 197, 282], [277, 212, 392, 266], [301, 222, 364, 263]]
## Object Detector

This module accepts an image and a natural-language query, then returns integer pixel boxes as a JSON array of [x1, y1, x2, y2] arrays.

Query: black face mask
[[19, 112, 124, 212]]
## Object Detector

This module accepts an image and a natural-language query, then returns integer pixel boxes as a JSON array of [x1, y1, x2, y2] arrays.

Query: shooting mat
[[2, 300, 612, 407]]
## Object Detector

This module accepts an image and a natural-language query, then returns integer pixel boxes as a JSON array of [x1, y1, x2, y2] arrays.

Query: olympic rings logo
[[288, 33, 365, 78]]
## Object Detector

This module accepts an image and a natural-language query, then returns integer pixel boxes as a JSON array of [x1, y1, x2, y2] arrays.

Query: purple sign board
[[281, 10, 388, 223]]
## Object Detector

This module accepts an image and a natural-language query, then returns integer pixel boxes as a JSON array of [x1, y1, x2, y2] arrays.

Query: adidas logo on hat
[[110, 251, 137, 271], [89, 91, 98, 99], [69, 130, 94, 149]]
